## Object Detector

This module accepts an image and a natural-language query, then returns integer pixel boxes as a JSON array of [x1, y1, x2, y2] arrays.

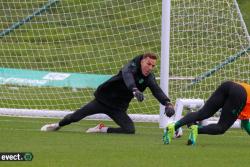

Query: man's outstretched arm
[[148, 75, 175, 117], [121, 63, 137, 91], [148, 75, 170, 104], [122, 62, 144, 102]]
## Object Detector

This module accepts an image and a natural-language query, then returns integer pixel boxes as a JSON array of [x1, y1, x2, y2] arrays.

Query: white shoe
[[174, 127, 183, 138], [41, 123, 60, 132], [86, 123, 108, 133]]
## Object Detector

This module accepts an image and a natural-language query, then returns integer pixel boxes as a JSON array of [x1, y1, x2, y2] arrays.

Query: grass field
[[0, 1, 250, 166], [238, 0, 250, 32], [0, 116, 250, 167]]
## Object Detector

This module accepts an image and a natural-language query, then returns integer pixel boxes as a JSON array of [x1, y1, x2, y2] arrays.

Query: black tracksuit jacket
[[94, 55, 170, 111]]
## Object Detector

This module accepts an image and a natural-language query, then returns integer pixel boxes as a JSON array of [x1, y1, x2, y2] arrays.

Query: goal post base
[[0, 108, 159, 123], [0, 104, 242, 128]]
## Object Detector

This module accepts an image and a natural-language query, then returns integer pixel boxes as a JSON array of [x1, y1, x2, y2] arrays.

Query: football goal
[[0, 0, 249, 128]]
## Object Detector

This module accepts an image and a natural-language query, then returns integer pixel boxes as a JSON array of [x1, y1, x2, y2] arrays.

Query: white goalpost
[[0, 0, 249, 128]]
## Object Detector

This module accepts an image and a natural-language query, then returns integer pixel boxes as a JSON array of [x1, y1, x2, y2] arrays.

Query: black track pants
[[176, 81, 247, 135], [59, 99, 135, 134]]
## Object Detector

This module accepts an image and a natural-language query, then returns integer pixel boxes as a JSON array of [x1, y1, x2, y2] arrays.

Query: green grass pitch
[[0, 1, 250, 167], [0, 116, 250, 167]]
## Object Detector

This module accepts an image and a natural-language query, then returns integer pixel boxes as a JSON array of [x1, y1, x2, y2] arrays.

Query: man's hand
[[133, 88, 144, 102], [165, 102, 175, 117]]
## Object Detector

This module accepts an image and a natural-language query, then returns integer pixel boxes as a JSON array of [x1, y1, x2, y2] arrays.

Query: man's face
[[140, 57, 156, 76]]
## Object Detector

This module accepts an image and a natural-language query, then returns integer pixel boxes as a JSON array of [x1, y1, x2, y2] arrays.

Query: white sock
[[53, 123, 60, 128], [100, 127, 108, 133]]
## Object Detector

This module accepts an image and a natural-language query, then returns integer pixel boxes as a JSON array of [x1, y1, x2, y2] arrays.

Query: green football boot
[[163, 123, 175, 144], [187, 125, 198, 145]]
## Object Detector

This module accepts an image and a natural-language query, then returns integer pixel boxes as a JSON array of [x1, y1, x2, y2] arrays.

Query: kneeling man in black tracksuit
[[41, 53, 174, 134]]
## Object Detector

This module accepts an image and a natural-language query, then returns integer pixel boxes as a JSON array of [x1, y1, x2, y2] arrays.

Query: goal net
[[168, 0, 250, 127], [170, 0, 250, 101], [0, 0, 249, 124]]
